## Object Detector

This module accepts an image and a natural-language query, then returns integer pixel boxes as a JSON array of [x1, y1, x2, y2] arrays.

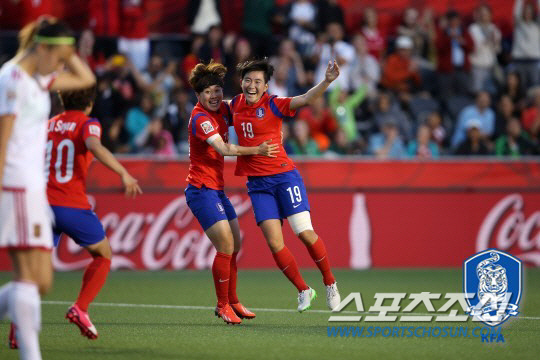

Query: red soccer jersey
[[46, 111, 102, 209], [186, 102, 231, 190], [230, 93, 297, 176]]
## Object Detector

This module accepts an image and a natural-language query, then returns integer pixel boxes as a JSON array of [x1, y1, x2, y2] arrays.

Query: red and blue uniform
[[185, 102, 237, 231], [230, 93, 310, 224], [47, 110, 105, 246]]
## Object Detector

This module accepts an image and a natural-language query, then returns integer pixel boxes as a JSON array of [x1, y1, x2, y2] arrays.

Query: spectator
[[327, 128, 364, 155], [189, 0, 221, 35], [314, 22, 355, 91], [468, 5, 501, 93], [435, 10, 473, 98], [424, 111, 447, 151], [165, 87, 193, 151], [452, 91, 495, 148], [407, 124, 439, 159], [499, 71, 526, 111], [494, 95, 517, 139], [224, 37, 252, 96], [361, 6, 385, 60], [372, 92, 413, 140], [243, 0, 277, 57], [78, 29, 106, 73], [137, 117, 177, 156], [295, 96, 338, 150], [328, 84, 367, 142], [349, 34, 380, 97], [521, 87, 540, 141], [268, 61, 290, 97], [270, 39, 307, 96], [287, 0, 317, 56], [381, 36, 421, 94], [286, 119, 321, 155], [125, 92, 155, 150], [511, 0, 540, 89], [198, 25, 226, 64], [495, 117, 539, 156], [368, 119, 407, 158], [118, 0, 150, 72], [397, 7, 435, 65], [315, 0, 345, 33], [454, 118, 491, 155]]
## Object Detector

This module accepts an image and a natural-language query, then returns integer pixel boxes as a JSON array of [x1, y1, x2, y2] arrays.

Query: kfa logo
[[216, 203, 225, 214], [464, 249, 522, 327], [256, 107, 265, 118]]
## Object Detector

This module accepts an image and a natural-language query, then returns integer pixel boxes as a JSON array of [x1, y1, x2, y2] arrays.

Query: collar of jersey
[[244, 92, 269, 108]]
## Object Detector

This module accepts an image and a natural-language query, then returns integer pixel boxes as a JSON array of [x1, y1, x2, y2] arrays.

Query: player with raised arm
[[0, 18, 95, 360], [46, 86, 142, 339], [186, 62, 278, 324], [229, 58, 341, 312]]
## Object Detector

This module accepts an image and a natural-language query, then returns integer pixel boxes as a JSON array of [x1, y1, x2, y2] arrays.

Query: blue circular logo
[[256, 107, 265, 118]]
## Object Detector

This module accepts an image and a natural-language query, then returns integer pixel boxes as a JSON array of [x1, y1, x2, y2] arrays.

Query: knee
[[216, 234, 234, 255], [266, 237, 284, 253], [298, 230, 318, 245]]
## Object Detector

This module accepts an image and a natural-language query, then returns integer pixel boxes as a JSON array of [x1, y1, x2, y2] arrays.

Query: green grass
[[0, 269, 539, 359]]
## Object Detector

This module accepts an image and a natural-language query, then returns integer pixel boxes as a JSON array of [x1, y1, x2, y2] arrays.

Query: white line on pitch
[[41, 301, 540, 320]]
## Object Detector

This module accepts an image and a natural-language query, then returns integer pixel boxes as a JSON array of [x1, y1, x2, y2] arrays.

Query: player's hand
[[122, 173, 143, 198], [258, 140, 279, 157], [325, 60, 340, 83]]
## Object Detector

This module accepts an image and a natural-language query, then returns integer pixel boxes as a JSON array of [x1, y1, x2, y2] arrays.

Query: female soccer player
[[0, 18, 95, 359], [46, 86, 142, 340], [229, 58, 341, 312], [186, 62, 278, 324]]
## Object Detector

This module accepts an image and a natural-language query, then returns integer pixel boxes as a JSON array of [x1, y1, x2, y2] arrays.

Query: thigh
[[274, 174, 310, 218], [185, 186, 228, 231], [9, 248, 53, 289], [248, 189, 281, 224], [52, 206, 105, 248], [218, 191, 238, 222]]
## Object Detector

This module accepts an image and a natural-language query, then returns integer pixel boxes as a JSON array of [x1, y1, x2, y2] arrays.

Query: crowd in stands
[[3, 0, 540, 158]]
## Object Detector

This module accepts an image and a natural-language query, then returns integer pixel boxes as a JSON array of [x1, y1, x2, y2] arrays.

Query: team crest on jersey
[[464, 249, 522, 327], [200, 121, 214, 134], [256, 107, 265, 118], [216, 202, 225, 214]]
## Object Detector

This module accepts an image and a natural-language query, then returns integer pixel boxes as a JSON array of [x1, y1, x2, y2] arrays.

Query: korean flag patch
[[200, 121, 215, 134]]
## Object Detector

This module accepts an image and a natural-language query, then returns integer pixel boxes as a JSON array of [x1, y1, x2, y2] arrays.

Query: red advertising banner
[[1, 161, 539, 270]]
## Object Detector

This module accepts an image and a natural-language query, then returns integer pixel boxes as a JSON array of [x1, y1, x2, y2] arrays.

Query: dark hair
[[59, 85, 96, 111], [18, 17, 74, 53], [236, 58, 274, 83], [188, 61, 227, 93]]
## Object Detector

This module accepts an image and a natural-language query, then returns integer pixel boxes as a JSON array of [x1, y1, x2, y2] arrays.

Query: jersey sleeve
[[82, 118, 102, 141], [191, 113, 220, 141], [0, 73, 17, 116], [269, 96, 296, 118]]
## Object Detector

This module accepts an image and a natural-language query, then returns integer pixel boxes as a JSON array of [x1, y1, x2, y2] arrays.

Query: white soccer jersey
[[0, 61, 53, 190]]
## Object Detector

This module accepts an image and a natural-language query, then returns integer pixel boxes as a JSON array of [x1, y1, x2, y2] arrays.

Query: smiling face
[[197, 84, 223, 112], [241, 70, 268, 105]]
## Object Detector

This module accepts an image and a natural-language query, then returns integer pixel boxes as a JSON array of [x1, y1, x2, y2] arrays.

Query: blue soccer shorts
[[247, 169, 310, 225], [185, 184, 238, 231], [51, 206, 106, 247]]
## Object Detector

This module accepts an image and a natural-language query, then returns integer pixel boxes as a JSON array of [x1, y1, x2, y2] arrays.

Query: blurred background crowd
[[1, 0, 540, 158]]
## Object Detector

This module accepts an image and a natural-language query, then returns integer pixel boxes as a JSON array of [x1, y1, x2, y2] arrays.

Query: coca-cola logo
[[53, 194, 253, 271], [477, 194, 540, 266]]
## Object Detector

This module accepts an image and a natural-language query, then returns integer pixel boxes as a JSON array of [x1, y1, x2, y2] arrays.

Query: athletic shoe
[[65, 304, 98, 339], [326, 282, 341, 310], [230, 303, 256, 319], [214, 304, 242, 325], [8, 323, 17, 349], [297, 287, 317, 312]]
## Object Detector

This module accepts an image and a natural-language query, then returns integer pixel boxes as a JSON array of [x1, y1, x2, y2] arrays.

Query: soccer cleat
[[8, 323, 18, 349], [297, 287, 317, 312], [326, 282, 341, 311], [214, 304, 242, 325], [230, 303, 256, 319], [65, 304, 98, 339]]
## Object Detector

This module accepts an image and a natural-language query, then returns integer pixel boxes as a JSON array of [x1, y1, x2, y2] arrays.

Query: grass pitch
[[0, 269, 539, 360]]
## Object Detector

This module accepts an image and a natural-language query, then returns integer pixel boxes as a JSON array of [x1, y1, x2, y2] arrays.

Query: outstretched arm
[[289, 60, 340, 111], [208, 135, 279, 157], [85, 137, 142, 198]]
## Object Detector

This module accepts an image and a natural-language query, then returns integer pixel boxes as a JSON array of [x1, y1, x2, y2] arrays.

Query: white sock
[[9, 282, 42, 360], [0, 282, 13, 320]]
